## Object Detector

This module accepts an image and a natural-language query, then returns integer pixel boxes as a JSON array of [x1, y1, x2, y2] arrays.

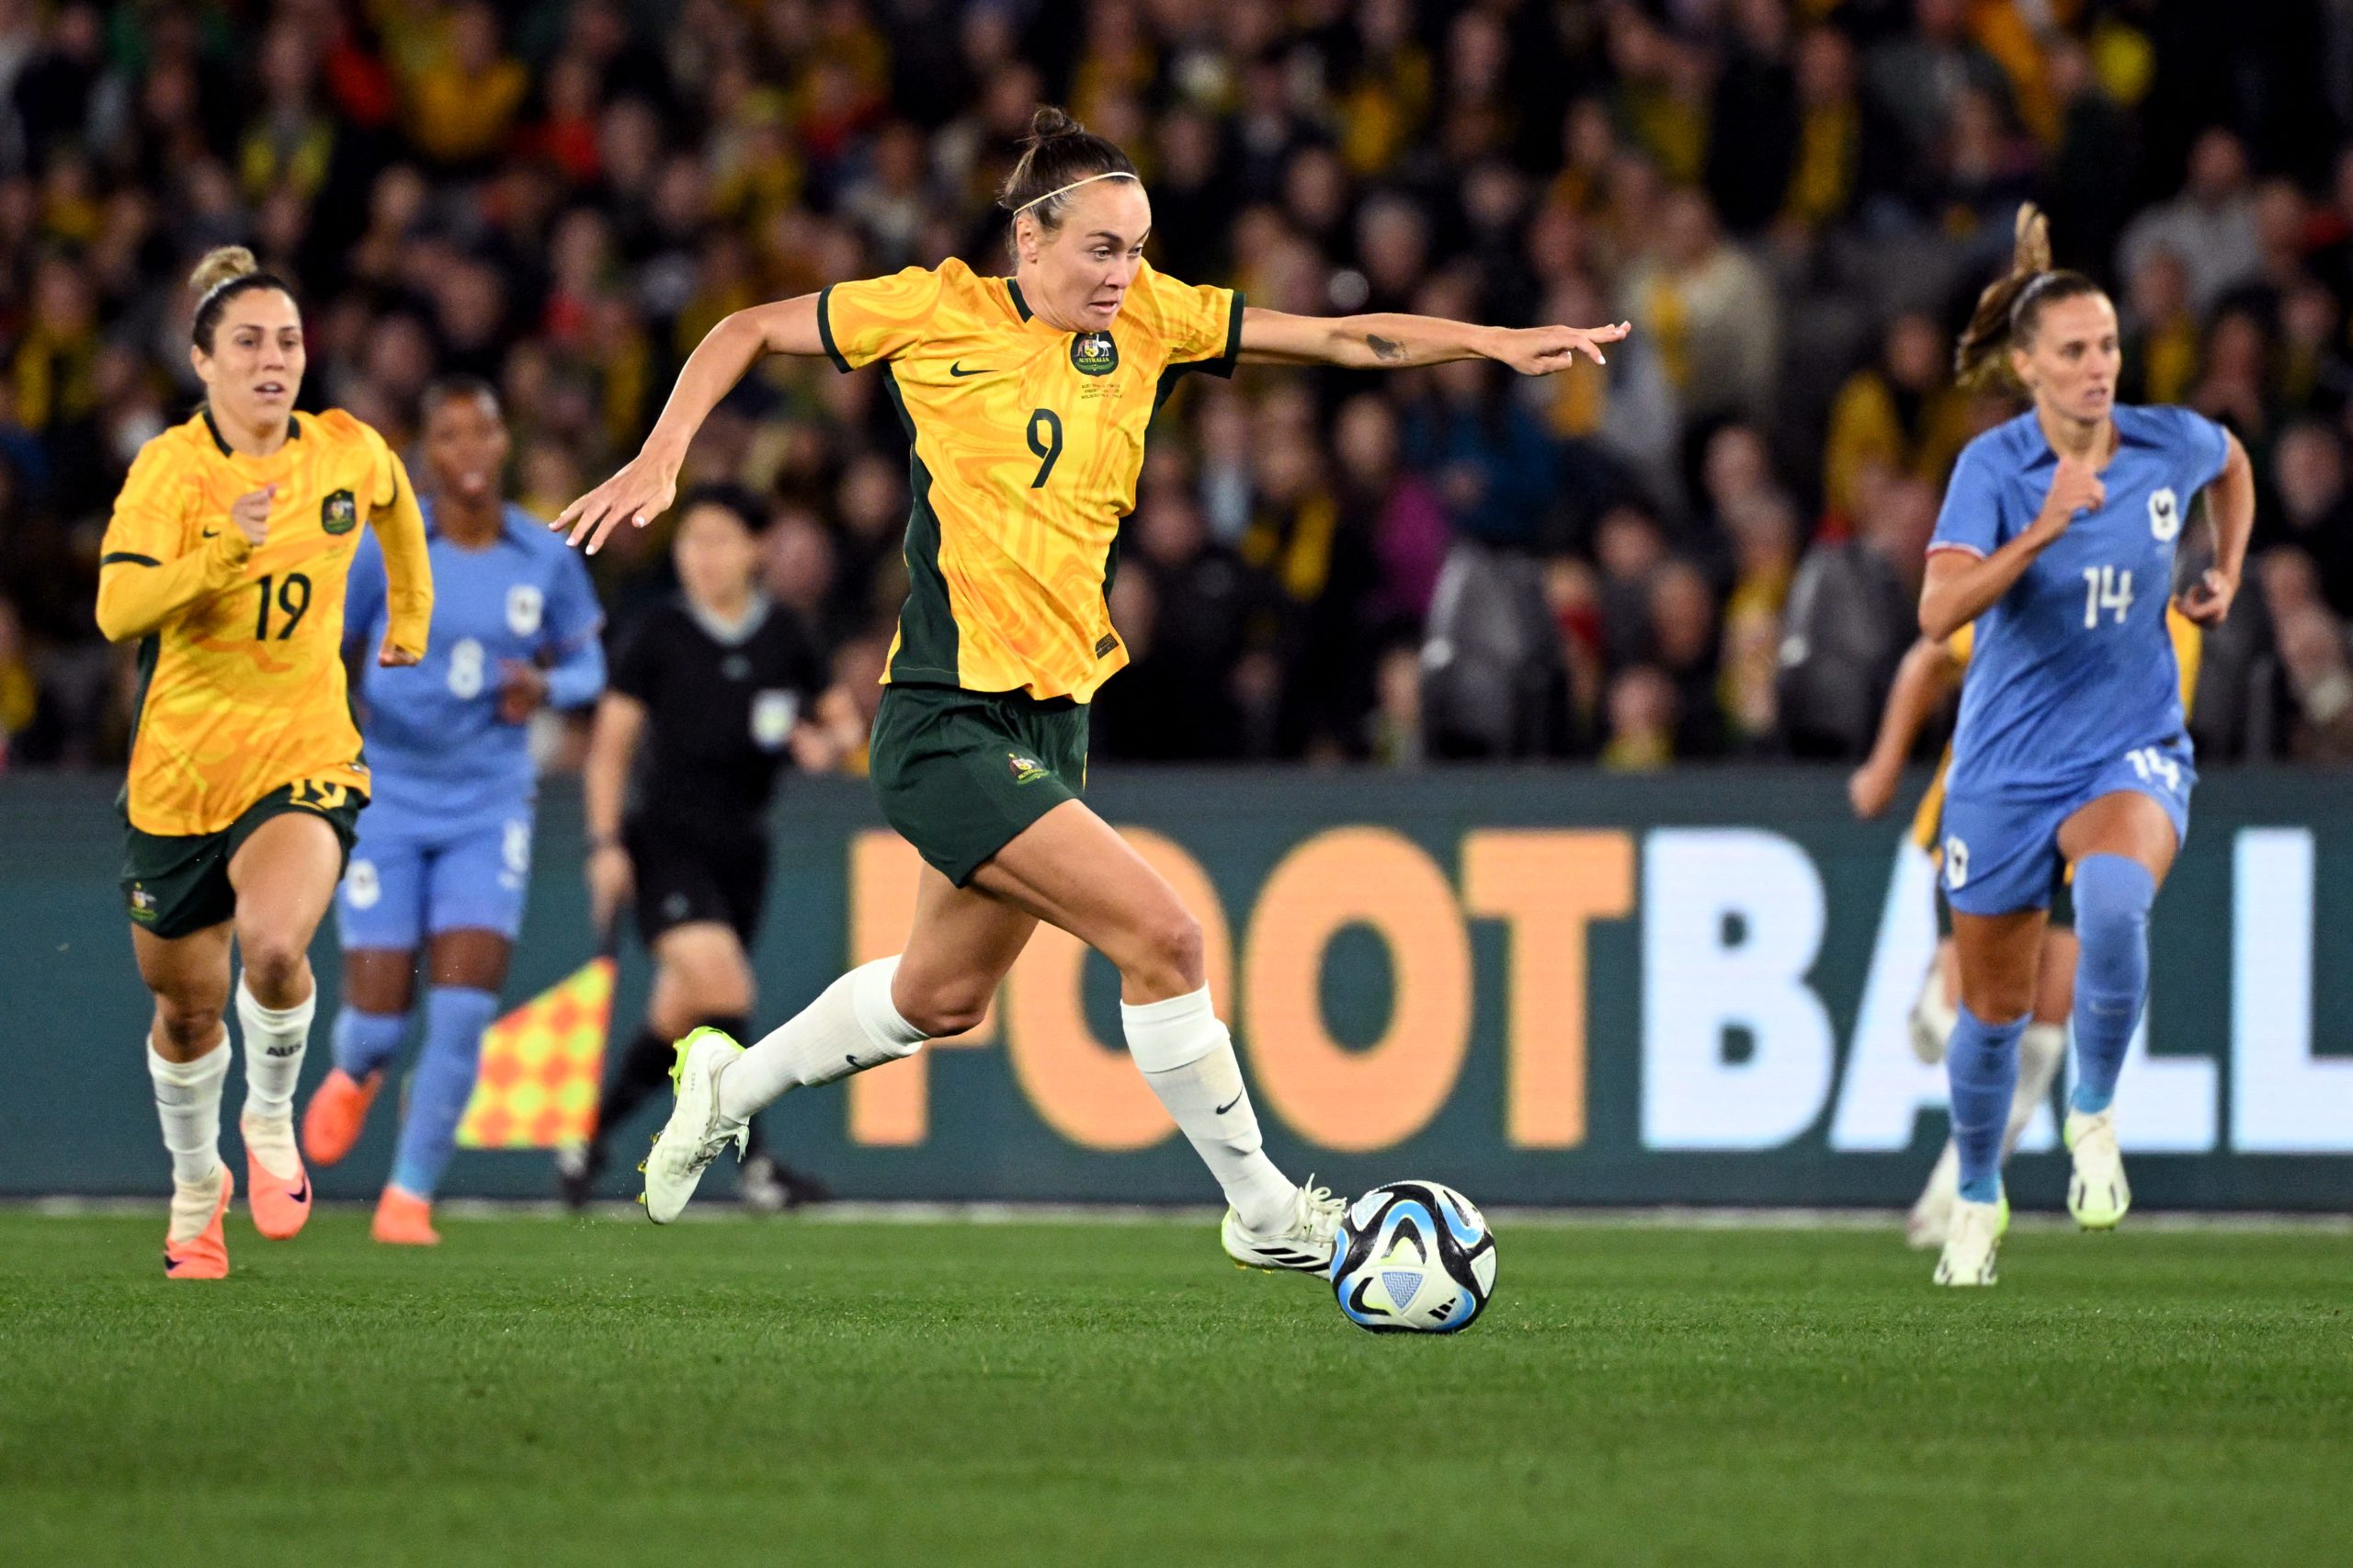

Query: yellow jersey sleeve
[[818, 267, 949, 372], [1128, 259, 1243, 370], [1943, 621, 1974, 667], [358, 424, 434, 658], [95, 434, 255, 642], [101, 437, 198, 564]]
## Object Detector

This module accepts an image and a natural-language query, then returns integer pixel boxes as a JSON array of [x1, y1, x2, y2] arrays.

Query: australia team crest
[[321, 488, 358, 535], [1071, 331, 1119, 376]]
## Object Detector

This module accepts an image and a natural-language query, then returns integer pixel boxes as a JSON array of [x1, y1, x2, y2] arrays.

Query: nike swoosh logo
[[201, 528, 219, 539], [1215, 1091, 1243, 1115], [949, 363, 994, 377], [288, 1176, 310, 1203]]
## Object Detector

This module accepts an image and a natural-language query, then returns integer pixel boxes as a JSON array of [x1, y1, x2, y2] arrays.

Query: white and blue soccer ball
[[1328, 1180, 1497, 1334]]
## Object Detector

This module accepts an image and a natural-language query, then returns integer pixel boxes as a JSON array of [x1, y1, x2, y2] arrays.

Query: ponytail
[[1952, 204, 2101, 391]]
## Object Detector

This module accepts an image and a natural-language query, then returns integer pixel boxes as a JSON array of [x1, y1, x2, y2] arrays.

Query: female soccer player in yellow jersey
[[97, 246, 433, 1278], [557, 108, 1627, 1268]]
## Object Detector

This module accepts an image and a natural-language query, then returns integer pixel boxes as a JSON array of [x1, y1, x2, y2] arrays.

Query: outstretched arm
[[554, 295, 825, 553], [1847, 638, 1965, 818], [1237, 306, 1629, 373]]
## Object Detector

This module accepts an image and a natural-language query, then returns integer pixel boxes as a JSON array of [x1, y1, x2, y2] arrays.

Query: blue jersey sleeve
[[343, 528, 388, 655], [1930, 439, 2004, 560], [2156, 405, 2231, 493]]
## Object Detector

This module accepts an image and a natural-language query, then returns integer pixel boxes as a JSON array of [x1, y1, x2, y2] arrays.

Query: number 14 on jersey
[[2082, 565, 2133, 629]]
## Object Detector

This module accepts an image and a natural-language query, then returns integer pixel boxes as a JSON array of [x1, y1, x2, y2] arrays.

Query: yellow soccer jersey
[[97, 408, 433, 836], [819, 256, 1244, 701], [1911, 611, 2203, 852]]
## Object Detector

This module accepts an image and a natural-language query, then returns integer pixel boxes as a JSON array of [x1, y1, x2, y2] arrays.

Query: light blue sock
[[333, 1007, 411, 1079], [1948, 1004, 2028, 1205], [390, 986, 498, 1199], [2070, 854, 2156, 1116]]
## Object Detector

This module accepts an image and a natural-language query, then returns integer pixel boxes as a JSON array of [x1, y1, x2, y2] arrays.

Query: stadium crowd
[[4, 0, 2353, 770]]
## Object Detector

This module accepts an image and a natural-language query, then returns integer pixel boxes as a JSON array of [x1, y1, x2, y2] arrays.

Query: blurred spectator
[[0, 0, 2347, 774], [2120, 247, 2202, 407], [2118, 128, 2264, 314], [1619, 189, 1779, 430], [2263, 420, 2353, 615], [1601, 665, 1677, 770], [0, 595, 35, 763], [1777, 474, 1938, 758], [396, 2, 530, 171], [1821, 312, 1972, 530]]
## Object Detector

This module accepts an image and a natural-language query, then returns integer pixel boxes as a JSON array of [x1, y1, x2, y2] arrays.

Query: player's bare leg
[[2056, 793, 2178, 1230], [225, 812, 342, 1239], [972, 801, 1340, 1269], [133, 920, 236, 1278]]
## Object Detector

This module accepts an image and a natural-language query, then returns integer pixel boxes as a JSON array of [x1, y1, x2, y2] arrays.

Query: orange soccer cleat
[[243, 1114, 313, 1241], [371, 1186, 440, 1246], [164, 1165, 234, 1280], [301, 1068, 382, 1167]]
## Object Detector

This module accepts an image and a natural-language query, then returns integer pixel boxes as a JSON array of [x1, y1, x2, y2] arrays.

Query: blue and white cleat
[[640, 1027, 749, 1224], [1933, 1194, 2008, 1287], [1221, 1180, 1346, 1273], [2065, 1108, 2131, 1231]]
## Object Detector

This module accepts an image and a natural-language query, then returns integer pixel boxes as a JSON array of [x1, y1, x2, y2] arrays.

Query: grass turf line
[[2, 1213, 2345, 1568]]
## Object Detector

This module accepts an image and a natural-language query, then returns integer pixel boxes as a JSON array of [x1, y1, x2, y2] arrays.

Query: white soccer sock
[[2002, 1021, 2068, 1154], [1125, 986, 1296, 1233], [717, 957, 928, 1121], [236, 975, 314, 1175], [150, 1037, 230, 1189]]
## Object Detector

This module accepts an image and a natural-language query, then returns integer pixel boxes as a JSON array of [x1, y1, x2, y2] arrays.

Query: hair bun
[[188, 245, 260, 299], [1026, 106, 1083, 145]]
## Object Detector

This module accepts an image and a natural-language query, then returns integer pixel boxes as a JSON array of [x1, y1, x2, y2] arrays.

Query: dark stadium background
[[2, 0, 2351, 773]]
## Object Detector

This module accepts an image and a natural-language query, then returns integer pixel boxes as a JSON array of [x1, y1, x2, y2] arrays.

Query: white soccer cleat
[[2065, 1108, 2131, 1230], [1907, 1141, 1961, 1250], [1221, 1179, 1346, 1273], [1908, 970, 1957, 1065], [640, 1027, 749, 1224], [1932, 1194, 2007, 1287]]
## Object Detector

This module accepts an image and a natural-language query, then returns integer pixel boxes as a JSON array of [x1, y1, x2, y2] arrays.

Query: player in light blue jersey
[[1917, 209, 2254, 1286], [300, 379, 606, 1243]]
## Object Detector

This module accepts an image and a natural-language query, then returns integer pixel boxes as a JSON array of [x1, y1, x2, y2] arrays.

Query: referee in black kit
[[563, 485, 851, 1210]]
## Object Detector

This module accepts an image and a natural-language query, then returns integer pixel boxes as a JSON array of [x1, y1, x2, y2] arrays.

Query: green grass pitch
[[3, 1210, 2347, 1567]]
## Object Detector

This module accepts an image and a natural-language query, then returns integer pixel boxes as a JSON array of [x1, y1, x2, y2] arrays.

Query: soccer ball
[[1329, 1180, 1497, 1334]]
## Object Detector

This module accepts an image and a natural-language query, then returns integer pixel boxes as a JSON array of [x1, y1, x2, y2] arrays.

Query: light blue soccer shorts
[[1939, 734, 2194, 917], [337, 812, 537, 949]]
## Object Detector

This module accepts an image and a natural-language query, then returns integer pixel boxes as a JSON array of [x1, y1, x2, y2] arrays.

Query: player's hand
[[1488, 321, 1631, 376], [2037, 456, 2105, 533], [586, 842, 633, 928], [376, 633, 423, 668], [229, 485, 276, 548], [552, 447, 679, 556], [2174, 567, 2238, 627], [1847, 758, 1901, 820], [496, 660, 550, 723]]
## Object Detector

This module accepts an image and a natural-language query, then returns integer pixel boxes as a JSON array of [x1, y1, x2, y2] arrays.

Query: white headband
[[1013, 171, 1138, 215]]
